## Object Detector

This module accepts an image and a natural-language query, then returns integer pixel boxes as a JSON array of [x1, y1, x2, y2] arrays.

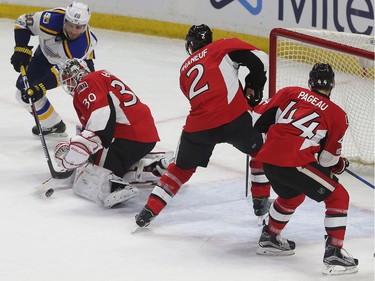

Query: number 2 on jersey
[[186, 64, 209, 100]]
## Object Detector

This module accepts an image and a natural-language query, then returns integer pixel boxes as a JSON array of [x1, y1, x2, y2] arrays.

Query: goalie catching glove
[[330, 157, 349, 175], [54, 130, 103, 170]]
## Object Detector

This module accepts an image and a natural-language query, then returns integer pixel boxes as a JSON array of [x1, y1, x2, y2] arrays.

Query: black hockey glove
[[21, 83, 47, 104], [243, 74, 264, 107], [330, 157, 349, 175], [244, 86, 263, 107], [10, 45, 33, 72]]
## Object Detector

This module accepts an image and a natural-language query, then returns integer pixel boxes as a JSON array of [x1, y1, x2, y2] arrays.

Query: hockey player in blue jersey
[[10, 1, 98, 136]]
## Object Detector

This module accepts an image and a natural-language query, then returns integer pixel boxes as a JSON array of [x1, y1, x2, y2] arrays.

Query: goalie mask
[[185, 24, 213, 55], [59, 58, 90, 96], [308, 63, 335, 91]]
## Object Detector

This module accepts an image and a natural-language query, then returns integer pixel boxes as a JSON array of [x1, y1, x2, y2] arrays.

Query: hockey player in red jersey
[[253, 63, 358, 275], [52, 58, 172, 208], [135, 24, 271, 227], [11, 2, 97, 136]]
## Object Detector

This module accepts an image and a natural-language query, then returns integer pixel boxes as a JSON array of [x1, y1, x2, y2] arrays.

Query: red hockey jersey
[[179, 38, 263, 132], [253, 86, 349, 167], [73, 70, 159, 143]]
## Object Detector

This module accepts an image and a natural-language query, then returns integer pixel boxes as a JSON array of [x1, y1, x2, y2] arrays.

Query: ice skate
[[135, 206, 156, 228], [322, 244, 358, 275], [256, 225, 295, 256], [32, 120, 67, 137], [252, 197, 272, 226]]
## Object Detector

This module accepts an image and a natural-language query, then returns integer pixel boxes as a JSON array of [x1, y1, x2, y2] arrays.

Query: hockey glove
[[330, 157, 349, 175], [54, 130, 103, 170], [54, 141, 70, 165], [54, 141, 91, 170], [21, 83, 47, 104], [10, 45, 33, 72], [243, 73, 264, 107], [244, 87, 263, 107]]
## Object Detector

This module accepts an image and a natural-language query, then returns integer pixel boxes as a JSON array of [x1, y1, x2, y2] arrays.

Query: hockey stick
[[20, 65, 74, 182], [245, 154, 249, 197], [345, 168, 374, 190]]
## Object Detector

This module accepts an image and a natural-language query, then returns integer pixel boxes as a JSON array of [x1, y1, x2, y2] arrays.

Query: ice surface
[[0, 19, 373, 281]]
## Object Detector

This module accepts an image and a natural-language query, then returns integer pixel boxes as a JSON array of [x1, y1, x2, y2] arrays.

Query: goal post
[[268, 28, 374, 166]]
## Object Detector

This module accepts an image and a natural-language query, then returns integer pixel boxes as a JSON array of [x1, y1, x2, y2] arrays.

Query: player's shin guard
[[323, 184, 349, 247], [249, 156, 271, 198], [33, 97, 64, 129], [135, 163, 195, 227], [323, 185, 358, 276], [267, 194, 305, 235], [249, 156, 271, 220]]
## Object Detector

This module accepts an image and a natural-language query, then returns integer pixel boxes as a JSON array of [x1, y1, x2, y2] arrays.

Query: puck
[[45, 188, 54, 197]]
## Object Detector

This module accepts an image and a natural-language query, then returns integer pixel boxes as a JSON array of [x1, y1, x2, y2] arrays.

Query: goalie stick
[[345, 168, 374, 190], [20, 66, 74, 188]]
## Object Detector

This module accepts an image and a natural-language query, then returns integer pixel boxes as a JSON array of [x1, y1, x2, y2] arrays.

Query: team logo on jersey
[[77, 81, 88, 94], [43, 12, 51, 24]]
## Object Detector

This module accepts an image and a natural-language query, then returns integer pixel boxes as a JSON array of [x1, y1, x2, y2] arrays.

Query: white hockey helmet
[[64, 1, 91, 26], [59, 58, 90, 96]]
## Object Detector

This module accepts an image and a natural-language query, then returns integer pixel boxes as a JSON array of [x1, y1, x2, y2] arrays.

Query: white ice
[[0, 18, 373, 281]]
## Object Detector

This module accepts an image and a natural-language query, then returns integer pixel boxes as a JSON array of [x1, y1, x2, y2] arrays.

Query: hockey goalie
[[37, 58, 174, 208]]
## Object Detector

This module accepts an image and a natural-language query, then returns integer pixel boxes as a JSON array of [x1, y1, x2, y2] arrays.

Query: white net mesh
[[272, 28, 374, 166]]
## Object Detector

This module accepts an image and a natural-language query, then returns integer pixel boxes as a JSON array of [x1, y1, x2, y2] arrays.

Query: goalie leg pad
[[123, 151, 174, 184], [72, 164, 138, 207], [103, 180, 138, 208]]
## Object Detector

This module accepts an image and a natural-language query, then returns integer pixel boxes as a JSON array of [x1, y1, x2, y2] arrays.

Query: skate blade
[[34, 132, 69, 138], [257, 213, 269, 226], [256, 246, 295, 256], [322, 264, 358, 275], [130, 224, 151, 234]]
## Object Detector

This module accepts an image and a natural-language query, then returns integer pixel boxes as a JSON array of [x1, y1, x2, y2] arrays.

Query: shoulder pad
[[39, 10, 65, 35]]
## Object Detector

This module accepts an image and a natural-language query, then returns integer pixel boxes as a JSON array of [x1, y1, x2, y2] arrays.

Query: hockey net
[[269, 28, 374, 169]]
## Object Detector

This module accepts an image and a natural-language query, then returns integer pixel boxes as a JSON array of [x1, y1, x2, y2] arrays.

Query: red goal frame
[[268, 28, 375, 98]]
